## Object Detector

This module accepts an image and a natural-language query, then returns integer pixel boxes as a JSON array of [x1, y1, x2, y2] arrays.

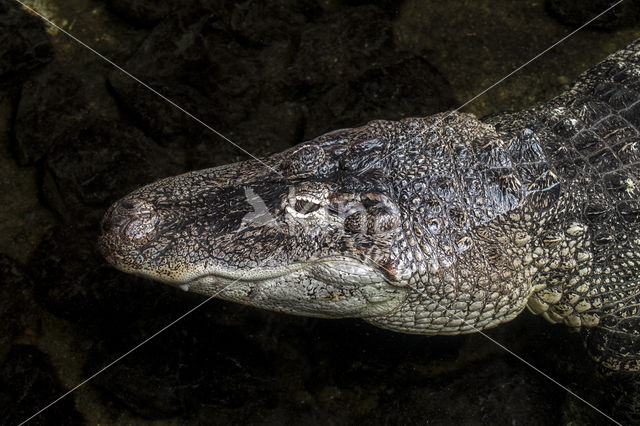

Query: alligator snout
[[99, 198, 159, 261]]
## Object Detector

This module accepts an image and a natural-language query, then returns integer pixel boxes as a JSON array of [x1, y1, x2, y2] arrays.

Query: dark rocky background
[[1, 0, 639, 424]]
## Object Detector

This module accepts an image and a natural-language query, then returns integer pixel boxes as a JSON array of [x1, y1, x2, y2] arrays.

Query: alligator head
[[99, 123, 409, 320], [100, 111, 557, 334]]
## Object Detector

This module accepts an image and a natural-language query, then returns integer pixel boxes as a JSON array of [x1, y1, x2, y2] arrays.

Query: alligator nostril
[[100, 198, 158, 245], [120, 200, 135, 210]]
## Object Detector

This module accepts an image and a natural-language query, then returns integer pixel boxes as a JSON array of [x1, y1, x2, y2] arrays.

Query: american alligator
[[100, 39, 640, 389]]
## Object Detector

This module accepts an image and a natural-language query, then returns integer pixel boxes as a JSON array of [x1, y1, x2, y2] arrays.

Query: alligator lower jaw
[[115, 256, 405, 318]]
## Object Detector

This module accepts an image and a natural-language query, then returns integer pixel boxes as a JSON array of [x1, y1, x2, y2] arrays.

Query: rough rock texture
[[546, 0, 640, 29], [0, 255, 39, 355], [0, 1, 53, 88], [14, 66, 185, 225], [41, 119, 184, 224], [107, 0, 190, 26], [0, 345, 84, 425], [14, 65, 116, 165], [108, 4, 455, 165]]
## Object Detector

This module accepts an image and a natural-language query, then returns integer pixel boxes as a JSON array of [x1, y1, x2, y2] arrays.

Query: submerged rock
[[41, 118, 184, 225], [14, 65, 116, 165], [106, 0, 190, 26], [0, 255, 39, 353], [546, 0, 640, 29], [0, 1, 53, 88], [108, 3, 455, 167], [0, 345, 84, 424]]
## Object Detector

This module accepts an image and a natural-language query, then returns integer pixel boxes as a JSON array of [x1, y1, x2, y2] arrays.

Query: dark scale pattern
[[516, 40, 640, 375], [358, 112, 555, 334], [101, 40, 640, 382]]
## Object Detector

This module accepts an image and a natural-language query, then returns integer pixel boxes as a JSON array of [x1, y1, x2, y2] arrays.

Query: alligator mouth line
[[128, 255, 388, 289]]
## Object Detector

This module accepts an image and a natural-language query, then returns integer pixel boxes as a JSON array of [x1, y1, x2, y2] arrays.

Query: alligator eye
[[294, 199, 321, 214]]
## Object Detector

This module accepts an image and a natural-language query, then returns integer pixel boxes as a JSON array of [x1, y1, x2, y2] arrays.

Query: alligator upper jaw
[[117, 260, 310, 287]]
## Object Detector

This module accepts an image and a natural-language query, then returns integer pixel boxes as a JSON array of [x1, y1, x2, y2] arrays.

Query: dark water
[[1, 0, 639, 424]]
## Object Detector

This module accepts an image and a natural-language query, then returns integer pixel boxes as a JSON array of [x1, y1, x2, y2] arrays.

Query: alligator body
[[100, 40, 640, 379]]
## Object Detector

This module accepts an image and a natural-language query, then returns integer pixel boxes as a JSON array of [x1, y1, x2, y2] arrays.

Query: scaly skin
[[100, 39, 640, 377]]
